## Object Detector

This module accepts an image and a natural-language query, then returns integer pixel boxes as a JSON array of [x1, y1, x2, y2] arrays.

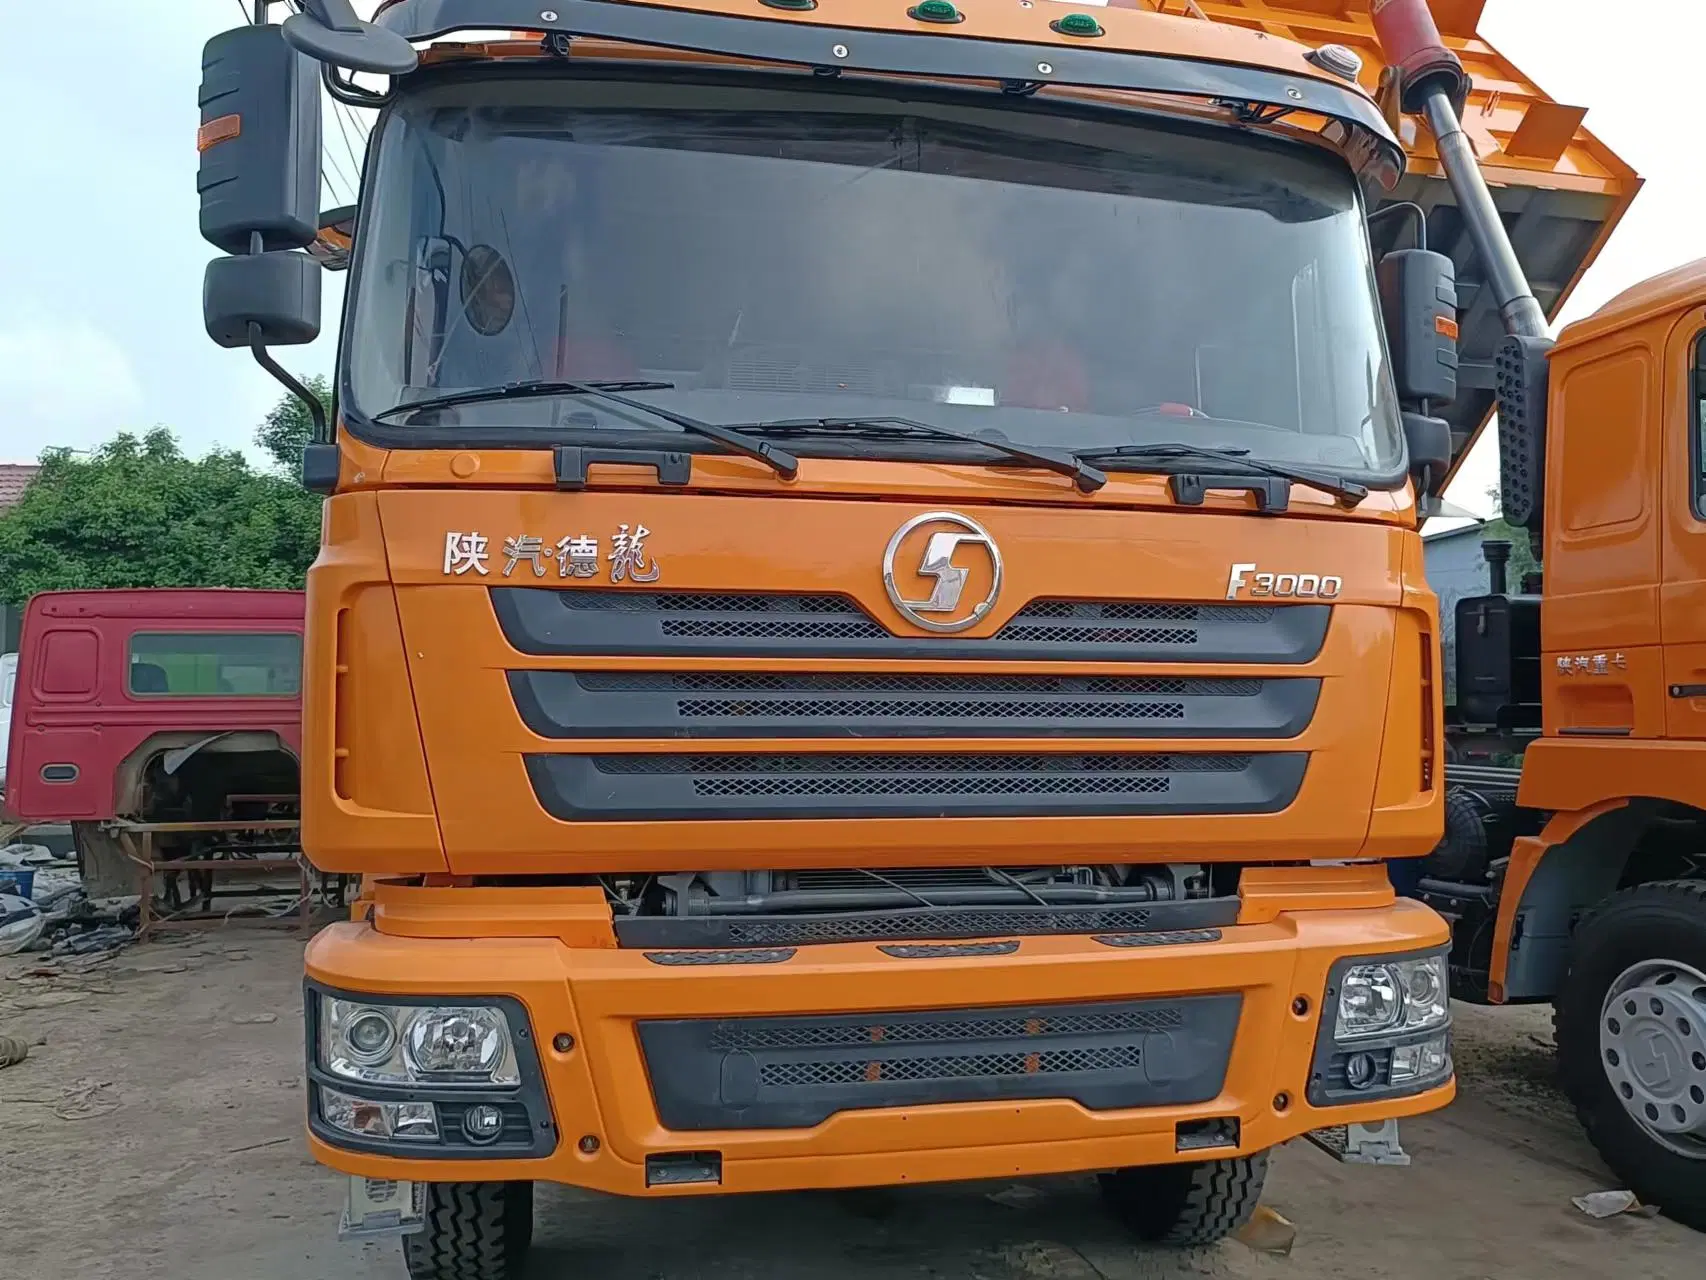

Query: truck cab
[[1420, 259, 1706, 1229], [193, 2, 1639, 1273], [3, 589, 304, 897]]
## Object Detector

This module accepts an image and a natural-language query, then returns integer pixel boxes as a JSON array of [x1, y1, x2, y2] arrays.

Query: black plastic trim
[[1092, 928, 1223, 948], [376, 0, 1402, 173], [644, 948, 796, 965], [877, 940, 1020, 958], [612, 895, 1238, 949], [1304, 946, 1453, 1108], [637, 992, 1242, 1129], [524, 750, 1308, 821], [491, 589, 1330, 664], [302, 981, 557, 1160], [508, 669, 1320, 740]]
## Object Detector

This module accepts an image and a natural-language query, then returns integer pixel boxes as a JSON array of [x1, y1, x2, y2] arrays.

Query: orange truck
[[194, 1, 1641, 1273]]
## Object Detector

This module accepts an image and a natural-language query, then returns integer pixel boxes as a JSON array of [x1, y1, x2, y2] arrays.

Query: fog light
[[1344, 1051, 1378, 1091], [463, 1104, 505, 1144], [1391, 1034, 1451, 1084], [321, 1087, 440, 1142]]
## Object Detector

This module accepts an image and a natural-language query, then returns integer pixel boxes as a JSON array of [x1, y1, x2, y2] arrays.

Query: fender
[[1488, 799, 1648, 1003]]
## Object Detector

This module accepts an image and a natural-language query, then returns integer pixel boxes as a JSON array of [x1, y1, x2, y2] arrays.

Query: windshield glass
[[346, 80, 1404, 480]]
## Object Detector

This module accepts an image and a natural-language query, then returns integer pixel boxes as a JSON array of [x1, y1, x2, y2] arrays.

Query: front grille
[[637, 993, 1243, 1130], [610, 897, 1241, 949], [596, 751, 1241, 798], [1000, 599, 1274, 647], [491, 588, 1329, 663], [760, 1045, 1144, 1086], [526, 750, 1307, 820], [510, 669, 1318, 741], [708, 1004, 1184, 1051]]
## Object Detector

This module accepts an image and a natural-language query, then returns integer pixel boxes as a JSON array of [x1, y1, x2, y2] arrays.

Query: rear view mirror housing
[[1402, 411, 1452, 515], [204, 251, 322, 349], [1377, 248, 1460, 407], [199, 20, 328, 446], [198, 24, 322, 256]]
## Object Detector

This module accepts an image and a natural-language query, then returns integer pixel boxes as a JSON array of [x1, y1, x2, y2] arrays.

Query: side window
[[1695, 330, 1706, 517], [127, 632, 303, 698]]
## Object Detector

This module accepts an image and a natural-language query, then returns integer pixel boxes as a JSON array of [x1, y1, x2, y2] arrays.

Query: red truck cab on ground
[[1, 589, 305, 897]]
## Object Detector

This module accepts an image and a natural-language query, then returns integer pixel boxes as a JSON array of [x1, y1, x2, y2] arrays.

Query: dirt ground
[[3, 932, 1701, 1280]]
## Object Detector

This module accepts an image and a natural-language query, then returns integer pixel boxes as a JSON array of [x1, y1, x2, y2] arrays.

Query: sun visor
[[354, 0, 1405, 189]]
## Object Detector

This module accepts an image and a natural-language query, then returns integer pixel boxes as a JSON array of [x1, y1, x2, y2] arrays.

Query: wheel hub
[[1600, 959, 1706, 1154]]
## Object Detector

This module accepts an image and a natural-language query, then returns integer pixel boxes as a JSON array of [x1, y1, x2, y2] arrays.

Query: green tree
[[254, 373, 332, 474], [0, 429, 322, 607]]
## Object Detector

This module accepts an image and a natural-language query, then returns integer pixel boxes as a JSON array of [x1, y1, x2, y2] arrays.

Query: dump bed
[[1143, 0, 1639, 472]]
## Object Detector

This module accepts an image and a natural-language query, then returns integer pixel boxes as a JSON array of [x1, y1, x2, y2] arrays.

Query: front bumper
[[304, 898, 1454, 1193]]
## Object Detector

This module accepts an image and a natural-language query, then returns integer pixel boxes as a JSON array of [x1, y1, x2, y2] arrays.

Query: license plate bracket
[[337, 1175, 427, 1241]]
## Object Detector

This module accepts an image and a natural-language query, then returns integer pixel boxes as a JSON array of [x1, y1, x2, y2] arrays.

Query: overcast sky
[[2, 0, 1702, 515]]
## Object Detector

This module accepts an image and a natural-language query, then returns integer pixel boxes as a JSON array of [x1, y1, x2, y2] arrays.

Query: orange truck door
[[1659, 309, 1706, 738]]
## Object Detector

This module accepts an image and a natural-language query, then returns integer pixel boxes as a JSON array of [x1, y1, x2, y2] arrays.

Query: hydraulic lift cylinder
[[1371, 0, 1549, 340]]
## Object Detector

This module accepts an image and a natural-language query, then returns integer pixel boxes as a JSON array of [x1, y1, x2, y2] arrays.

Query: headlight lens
[[1391, 1033, 1452, 1084], [321, 1086, 441, 1141], [320, 997, 520, 1087], [406, 1008, 508, 1078], [1335, 955, 1450, 1041]]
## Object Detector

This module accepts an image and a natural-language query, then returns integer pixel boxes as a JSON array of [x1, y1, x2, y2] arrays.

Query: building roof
[[1423, 518, 1488, 544], [0, 464, 40, 512]]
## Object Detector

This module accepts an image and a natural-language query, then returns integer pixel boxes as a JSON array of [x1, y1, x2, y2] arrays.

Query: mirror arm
[[322, 60, 390, 109], [247, 315, 329, 444]]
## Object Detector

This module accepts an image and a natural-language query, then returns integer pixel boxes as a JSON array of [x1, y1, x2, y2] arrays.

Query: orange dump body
[[296, 0, 1633, 1194]]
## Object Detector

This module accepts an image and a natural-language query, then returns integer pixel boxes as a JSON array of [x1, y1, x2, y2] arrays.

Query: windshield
[[345, 79, 1404, 480]]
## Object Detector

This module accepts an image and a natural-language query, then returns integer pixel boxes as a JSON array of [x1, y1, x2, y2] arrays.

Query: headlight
[[321, 1086, 440, 1142], [1335, 955, 1450, 1040], [406, 1008, 508, 1078], [320, 998, 520, 1087]]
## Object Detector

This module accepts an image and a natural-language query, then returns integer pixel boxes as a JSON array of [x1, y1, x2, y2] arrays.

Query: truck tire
[[403, 1181, 534, 1280], [1097, 1151, 1268, 1245], [1555, 880, 1706, 1231]]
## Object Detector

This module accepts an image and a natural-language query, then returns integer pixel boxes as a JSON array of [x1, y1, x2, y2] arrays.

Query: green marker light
[[909, 0, 964, 24], [1051, 12, 1105, 37]]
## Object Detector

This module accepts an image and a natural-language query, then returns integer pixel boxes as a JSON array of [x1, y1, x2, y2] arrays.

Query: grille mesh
[[708, 1004, 1184, 1052], [716, 907, 1159, 947], [591, 752, 1249, 800], [575, 670, 1261, 725], [575, 672, 1261, 696], [563, 592, 862, 615], [551, 591, 1280, 646], [759, 1045, 1144, 1088]]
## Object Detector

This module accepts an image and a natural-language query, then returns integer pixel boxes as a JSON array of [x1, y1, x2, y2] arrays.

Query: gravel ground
[[2, 933, 1699, 1280]]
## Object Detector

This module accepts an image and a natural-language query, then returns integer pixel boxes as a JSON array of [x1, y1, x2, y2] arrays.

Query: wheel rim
[[1599, 958, 1706, 1158]]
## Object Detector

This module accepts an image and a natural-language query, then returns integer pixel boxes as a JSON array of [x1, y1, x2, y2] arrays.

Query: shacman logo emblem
[[882, 511, 1003, 633]]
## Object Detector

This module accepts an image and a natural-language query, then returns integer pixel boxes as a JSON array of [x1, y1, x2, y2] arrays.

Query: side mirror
[[1377, 248, 1459, 407], [1494, 334, 1554, 534], [204, 251, 322, 349], [282, 0, 419, 76], [198, 24, 322, 256], [1403, 412, 1452, 514]]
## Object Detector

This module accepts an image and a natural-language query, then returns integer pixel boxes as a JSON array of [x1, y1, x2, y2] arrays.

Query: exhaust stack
[[1372, 0, 1548, 340]]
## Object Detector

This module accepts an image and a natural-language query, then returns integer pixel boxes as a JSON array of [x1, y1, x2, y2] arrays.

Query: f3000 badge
[[1225, 562, 1343, 601]]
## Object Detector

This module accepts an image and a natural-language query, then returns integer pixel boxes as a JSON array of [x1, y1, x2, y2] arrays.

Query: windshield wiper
[[741, 416, 1107, 494], [1075, 442, 1368, 506], [371, 379, 799, 480]]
